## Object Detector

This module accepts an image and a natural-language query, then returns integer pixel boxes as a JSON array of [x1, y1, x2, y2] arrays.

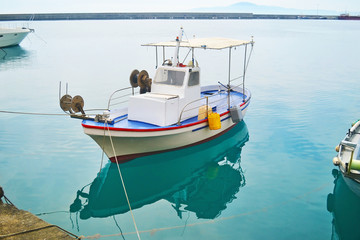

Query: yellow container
[[198, 105, 212, 120], [208, 112, 221, 130]]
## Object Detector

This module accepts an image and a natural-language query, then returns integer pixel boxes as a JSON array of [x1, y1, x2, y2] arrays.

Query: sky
[[0, 0, 359, 14]]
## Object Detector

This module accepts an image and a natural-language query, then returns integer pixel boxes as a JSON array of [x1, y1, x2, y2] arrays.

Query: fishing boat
[[0, 27, 33, 48], [60, 28, 254, 163], [333, 119, 360, 196]]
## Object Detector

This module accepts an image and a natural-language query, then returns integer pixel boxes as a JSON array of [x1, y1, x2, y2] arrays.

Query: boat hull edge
[[86, 114, 243, 163]]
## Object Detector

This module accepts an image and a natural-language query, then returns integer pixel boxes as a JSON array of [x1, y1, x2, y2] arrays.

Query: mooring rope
[[105, 121, 141, 240], [0, 109, 104, 116], [0, 110, 67, 116], [113, 215, 126, 240], [0, 224, 79, 239]]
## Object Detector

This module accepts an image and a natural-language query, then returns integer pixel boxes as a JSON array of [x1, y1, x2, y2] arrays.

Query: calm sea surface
[[1, 19, 360, 239]]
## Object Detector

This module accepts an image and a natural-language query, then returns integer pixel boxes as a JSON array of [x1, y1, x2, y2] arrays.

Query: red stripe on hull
[[109, 122, 238, 164], [83, 117, 209, 132]]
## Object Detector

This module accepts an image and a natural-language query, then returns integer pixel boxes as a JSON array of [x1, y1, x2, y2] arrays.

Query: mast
[[173, 27, 183, 66]]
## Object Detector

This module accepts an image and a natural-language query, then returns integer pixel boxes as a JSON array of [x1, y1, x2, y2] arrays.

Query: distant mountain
[[192, 2, 340, 15]]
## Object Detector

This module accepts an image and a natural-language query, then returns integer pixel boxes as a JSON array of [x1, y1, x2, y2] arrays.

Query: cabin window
[[0, 35, 3, 38], [188, 72, 199, 86], [156, 70, 185, 86]]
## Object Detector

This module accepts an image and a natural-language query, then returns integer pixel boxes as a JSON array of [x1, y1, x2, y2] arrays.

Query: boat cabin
[[128, 65, 201, 126]]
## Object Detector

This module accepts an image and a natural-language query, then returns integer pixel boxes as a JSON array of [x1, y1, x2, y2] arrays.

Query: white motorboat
[[60, 28, 254, 163], [0, 27, 33, 48]]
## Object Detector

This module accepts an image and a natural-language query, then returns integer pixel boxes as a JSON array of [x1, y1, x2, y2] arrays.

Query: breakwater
[[0, 12, 338, 21]]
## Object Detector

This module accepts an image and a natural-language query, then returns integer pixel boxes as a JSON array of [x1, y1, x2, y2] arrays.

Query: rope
[[0, 187, 78, 239], [105, 122, 141, 240], [0, 109, 107, 116], [0, 48, 7, 59], [3, 195, 14, 206], [0, 187, 14, 206], [113, 215, 126, 240], [35, 210, 69, 216], [0, 224, 79, 239], [0, 110, 67, 116]]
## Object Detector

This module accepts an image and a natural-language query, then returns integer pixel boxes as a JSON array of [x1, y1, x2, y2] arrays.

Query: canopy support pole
[[242, 44, 248, 102], [162, 46, 165, 63], [191, 48, 194, 67], [155, 46, 158, 69], [227, 47, 232, 110]]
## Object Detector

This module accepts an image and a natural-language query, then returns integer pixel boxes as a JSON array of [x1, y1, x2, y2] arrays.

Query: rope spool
[[71, 95, 85, 115], [138, 70, 152, 94], [59, 94, 73, 113], [129, 69, 139, 88]]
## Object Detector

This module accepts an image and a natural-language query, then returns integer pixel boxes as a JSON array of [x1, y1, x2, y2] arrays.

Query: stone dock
[[0, 187, 78, 240]]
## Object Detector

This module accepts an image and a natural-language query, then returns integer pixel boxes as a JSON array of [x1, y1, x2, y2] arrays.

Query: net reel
[[60, 94, 73, 114], [129, 69, 152, 94], [60, 94, 85, 115], [129, 69, 139, 88]]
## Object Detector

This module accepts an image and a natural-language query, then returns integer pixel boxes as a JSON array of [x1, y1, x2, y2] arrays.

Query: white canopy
[[142, 37, 253, 50]]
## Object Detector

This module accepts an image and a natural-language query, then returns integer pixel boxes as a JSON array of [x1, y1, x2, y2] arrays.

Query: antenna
[[173, 27, 184, 67]]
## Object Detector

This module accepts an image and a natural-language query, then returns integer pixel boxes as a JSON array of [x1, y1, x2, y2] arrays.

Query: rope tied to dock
[[0, 186, 14, 206], [0, 224, 80, 239]]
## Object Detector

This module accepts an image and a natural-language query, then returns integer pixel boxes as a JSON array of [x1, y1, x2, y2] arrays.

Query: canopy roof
[[142, 37, 253, 50]]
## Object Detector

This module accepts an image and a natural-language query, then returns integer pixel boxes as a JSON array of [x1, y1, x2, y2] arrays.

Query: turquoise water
[[1, 19, 360, 239]]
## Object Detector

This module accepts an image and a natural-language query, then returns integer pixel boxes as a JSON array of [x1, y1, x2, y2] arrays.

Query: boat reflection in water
[[70, 121, 249, 220], [0, 45, 31, 68], [327, 169, 360, 240]]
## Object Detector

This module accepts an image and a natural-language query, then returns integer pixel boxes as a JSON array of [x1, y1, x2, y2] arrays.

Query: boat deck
[[82, 89, 248, 131]]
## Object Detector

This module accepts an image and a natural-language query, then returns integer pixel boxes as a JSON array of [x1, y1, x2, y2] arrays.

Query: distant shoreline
[[0, 12, 340, 21]]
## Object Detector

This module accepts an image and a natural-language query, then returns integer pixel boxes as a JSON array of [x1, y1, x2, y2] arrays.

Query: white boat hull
[[84, 108, 248, 163], [0, 28, 31, 48]]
